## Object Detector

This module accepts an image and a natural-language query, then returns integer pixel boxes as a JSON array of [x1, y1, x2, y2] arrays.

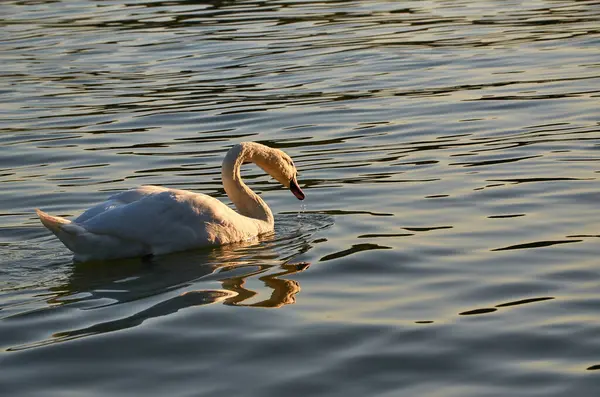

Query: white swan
[[36, 142, 305, 262]]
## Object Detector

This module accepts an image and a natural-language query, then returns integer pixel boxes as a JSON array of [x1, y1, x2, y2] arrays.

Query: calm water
[[1, 0, 600, 395]]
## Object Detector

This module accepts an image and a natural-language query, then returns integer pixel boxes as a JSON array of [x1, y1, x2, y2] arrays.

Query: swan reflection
[[55, 239, 311, 309], [44, 260, 310, 345], [8, 214, 332, 349], [221, 262, 310, 308]]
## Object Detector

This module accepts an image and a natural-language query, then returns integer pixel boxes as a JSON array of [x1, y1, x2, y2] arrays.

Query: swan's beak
[[290, 177, 305, 200]]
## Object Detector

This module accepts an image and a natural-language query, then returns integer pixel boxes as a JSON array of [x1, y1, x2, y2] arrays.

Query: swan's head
[[252, 145, 305, 201]]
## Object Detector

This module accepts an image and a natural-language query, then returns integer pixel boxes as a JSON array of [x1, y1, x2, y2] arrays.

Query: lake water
[[1, 0, 600, 395]]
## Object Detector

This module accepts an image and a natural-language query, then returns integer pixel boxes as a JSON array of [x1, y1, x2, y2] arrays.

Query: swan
[[36, 142, 305, 262]]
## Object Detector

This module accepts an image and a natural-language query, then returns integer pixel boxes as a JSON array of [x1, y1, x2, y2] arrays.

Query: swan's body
[[36, 142, 305, 262]]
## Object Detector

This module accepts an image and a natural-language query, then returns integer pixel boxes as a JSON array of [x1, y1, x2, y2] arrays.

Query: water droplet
[[298, 203, 306, 219]]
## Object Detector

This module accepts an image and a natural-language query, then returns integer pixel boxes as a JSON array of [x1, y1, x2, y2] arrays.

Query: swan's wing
[[74, 199, 125, 223], [74, 185, 170, 223], [78, 190, 234, 250], [108, 185, 171, 203]]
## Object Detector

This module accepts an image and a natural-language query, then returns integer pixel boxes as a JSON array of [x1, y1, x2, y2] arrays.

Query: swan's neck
[[221, 143, 274, 226]]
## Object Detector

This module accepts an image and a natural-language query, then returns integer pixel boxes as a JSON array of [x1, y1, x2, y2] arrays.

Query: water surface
[[1, 0, 600, 396]]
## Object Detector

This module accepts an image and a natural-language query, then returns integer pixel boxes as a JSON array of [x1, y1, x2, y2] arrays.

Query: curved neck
[[221, 143, 274, 226]]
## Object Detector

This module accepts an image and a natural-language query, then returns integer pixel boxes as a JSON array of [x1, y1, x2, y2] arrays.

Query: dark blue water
[[1, 0, 600, 395]]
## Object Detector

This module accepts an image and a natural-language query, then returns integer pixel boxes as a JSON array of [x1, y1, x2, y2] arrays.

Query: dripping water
[[298, 203, 307, 219]]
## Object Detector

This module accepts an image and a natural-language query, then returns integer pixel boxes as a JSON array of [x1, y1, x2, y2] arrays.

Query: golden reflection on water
[[222, 262, 309, 308], [5, 230, 318, 350]]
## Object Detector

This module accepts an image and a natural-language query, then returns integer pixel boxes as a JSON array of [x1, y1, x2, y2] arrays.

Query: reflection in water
[[6, 214, 331, 350], [222, 262, 310, 308], [45, 261, 310, 344], [43, 290, 238, 347]]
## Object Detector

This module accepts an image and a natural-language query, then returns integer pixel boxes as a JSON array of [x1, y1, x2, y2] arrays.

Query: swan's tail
[[36, 209, 148, 261], [36, 209, 83, 252]]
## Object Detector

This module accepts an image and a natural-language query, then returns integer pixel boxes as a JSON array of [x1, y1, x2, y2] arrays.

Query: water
[[1, 0, 600, 395]]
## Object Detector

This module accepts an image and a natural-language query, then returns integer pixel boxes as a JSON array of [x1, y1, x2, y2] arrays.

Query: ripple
[[495, 297, 555, 308], [459, 308, 498, 316], [488, 214, 526, 219], [492, 239, 583, 251], [319, 243, 391, 262]]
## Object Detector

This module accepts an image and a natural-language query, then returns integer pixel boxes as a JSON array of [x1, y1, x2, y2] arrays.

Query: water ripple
[[1, 0, 600, 396]]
